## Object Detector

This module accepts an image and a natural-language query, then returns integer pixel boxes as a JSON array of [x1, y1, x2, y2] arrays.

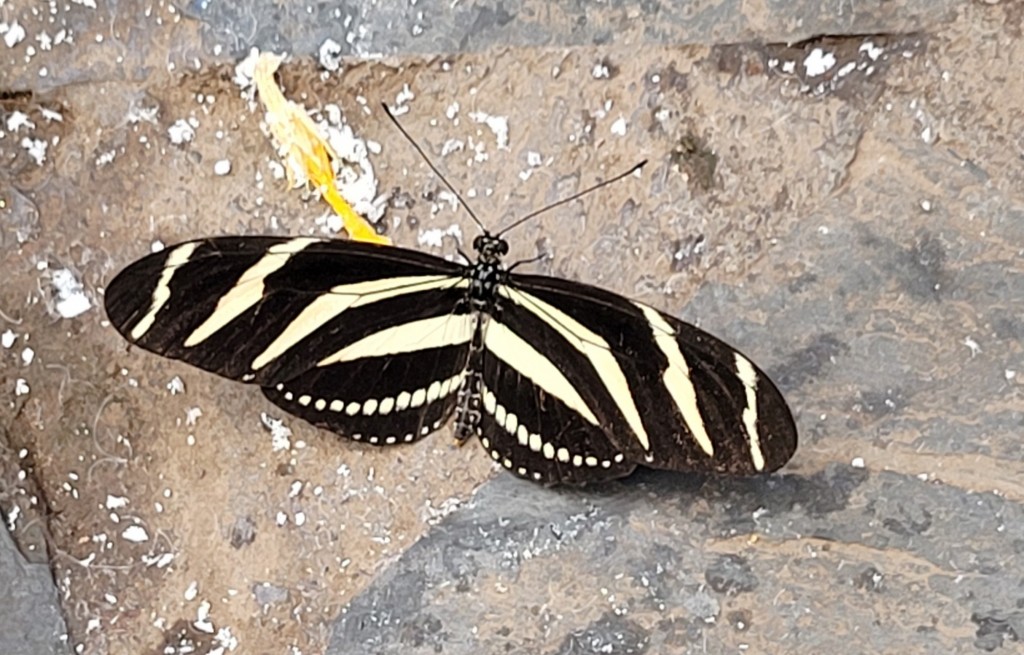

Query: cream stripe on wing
[[501, 287, 648, 450], [734, 353, 766, 472], [251, 275, 468, 370], [130, 242, 199, 340], [184, 237, 323, 348], [635, 303, 714, 458], [483, 319, 600, 426], [317, 312, 476, 366]]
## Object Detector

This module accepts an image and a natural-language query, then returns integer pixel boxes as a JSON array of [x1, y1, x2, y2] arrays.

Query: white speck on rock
[[6, 111, 34, 132], [232, 47, 263, 101], [142, 552, 175, 568], [15, 378, 30, 396], [167, 376, 185, 395], [6, 504, 21, 530], [214, 626, 239, 651], [610, 116, 628, 136], [184, 580, 199, 601], [423, 496, 464, 525], [1, 330, 16, 348], [860, 41, 883, 60], [803, 48, 836, 77], [315, 212, 344, 234], [440, 138, 464, 157], [95, 149, 116, 167], [435, 190, 460, 214], [51, 268, 92, 318], [21, 137, 47, 166], [214, 159, 232, 176], [194, 600, 215, 634], [105, 495, 128, 509], [318, 37, 343, 72], [417, 224, 463, 249], [395, 83, 415, 106], [168, 119, 196, 144], [261, 413, 292, 451], [121, 525, 149, 543], [469, 111, 509, 150], [3, 21, 26, 48], [40, 108, 63, 122], [126, 104, 159, 125], [185, 406, 202, 426]]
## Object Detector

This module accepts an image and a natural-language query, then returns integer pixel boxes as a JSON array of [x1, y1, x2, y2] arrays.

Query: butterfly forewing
[[661, 317, 797, 474], [496, 273, 797, 476], [105, 236, 474, 445], [106, 237, 468, 379]]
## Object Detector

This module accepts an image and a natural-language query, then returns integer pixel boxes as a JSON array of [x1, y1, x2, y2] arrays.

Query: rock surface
[[1, 1, 1022, 653]]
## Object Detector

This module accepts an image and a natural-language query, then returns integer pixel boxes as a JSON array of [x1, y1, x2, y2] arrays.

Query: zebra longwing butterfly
[[105, 107, 795, 485], [104, 223, 796, 485]]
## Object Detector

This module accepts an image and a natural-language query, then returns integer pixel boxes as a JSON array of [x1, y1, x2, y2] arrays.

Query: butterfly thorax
[[467, 233, 510, 314]]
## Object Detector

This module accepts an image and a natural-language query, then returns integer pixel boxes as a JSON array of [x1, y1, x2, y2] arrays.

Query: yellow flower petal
[[254, 52, 390, 245]]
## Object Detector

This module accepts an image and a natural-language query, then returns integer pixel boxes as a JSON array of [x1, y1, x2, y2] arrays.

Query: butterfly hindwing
[[262, 342, 472, 445], [472, 323, 637, 485]]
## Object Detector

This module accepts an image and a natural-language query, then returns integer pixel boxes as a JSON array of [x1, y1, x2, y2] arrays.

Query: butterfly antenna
[[497, 160, 647, 238], [381, 102, 487, 234]]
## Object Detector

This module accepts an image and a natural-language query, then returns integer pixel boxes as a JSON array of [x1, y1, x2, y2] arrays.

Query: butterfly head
[[473, 233, 509, 265]]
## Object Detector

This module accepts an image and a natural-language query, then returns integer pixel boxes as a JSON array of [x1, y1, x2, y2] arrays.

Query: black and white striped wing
[[472, 317, 638, 485], [485, 274, 796, 479], [104, 236, 475, 445]]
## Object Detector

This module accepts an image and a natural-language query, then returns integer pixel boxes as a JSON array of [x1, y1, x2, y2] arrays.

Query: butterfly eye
[[473, 235, 485, 251], [498, 240, 509, 255]]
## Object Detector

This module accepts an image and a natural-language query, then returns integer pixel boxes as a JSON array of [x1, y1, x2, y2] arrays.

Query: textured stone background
[[1, 1, 1023, 653]]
